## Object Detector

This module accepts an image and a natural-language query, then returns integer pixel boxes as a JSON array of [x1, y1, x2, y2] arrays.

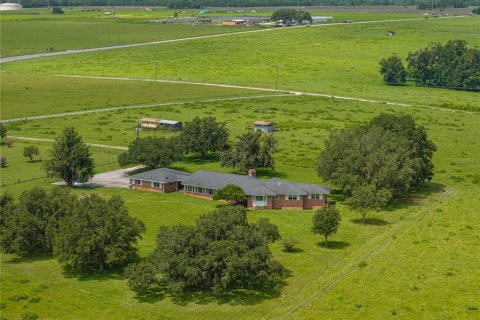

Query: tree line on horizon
[[18, 0, 478, 9]]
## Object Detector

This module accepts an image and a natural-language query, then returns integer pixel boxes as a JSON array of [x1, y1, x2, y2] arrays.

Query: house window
[[207, 189, 215, 195], [133, 179, 142, 185], [255, 195, 266, 202], [153, 182, 161, 188], [274, 195, 279, 200], [286, 195, 300, 201], [308, 194, 323, 200]]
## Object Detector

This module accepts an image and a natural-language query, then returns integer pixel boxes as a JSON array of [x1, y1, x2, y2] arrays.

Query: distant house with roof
[[253, 121, 275, 133], [138, 118, 182, 130], [129, 168, 330, 210]]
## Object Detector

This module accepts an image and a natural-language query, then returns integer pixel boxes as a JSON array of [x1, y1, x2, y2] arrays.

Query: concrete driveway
[[53, 166, 143, 188]]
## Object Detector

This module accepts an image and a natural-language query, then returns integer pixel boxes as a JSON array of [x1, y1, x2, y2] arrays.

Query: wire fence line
[[0, 93, 293, 123]]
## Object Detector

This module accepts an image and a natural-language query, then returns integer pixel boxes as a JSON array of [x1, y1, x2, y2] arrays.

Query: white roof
[[160, 119, 181, 125]]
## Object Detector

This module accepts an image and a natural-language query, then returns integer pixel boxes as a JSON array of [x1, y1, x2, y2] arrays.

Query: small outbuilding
[[311, 16, 334, 24], [0, 2, 22, 10], [253, 121, 275, 133], [138, 118, 182, 130], [222, 19, 247, 26]]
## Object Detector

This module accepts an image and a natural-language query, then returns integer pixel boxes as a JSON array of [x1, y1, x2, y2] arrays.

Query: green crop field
[[0, 8, 479, 320]]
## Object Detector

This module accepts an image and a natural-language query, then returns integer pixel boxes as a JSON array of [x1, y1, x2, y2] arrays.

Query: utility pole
[[136, 120, 141, 139], [275, 65, 279, 92]]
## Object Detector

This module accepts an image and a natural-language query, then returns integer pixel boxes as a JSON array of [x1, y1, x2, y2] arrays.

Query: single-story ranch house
[[129, 168, 330, 210], [129, 168, 191, 193]]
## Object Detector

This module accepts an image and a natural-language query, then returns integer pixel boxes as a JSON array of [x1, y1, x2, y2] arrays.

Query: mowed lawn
[[0, 140, 122, 193], [3, 17, 478, 109], [0, 73, 264, 119], [1, 94, 479, 319]]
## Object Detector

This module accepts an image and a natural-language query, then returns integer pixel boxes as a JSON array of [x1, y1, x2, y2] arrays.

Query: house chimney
[[248, 169, 256, 177]]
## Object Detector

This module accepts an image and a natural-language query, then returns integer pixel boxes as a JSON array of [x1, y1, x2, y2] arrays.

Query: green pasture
[[0, 7, 428, 57], [1, 92, 479, 319], [0, 73, 262, 119], [1, 7, 479, 320], [0, 9, 252, 57], [3, 18, 478, 110]]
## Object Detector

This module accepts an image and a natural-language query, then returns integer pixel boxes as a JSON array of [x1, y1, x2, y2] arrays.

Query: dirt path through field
[[8, 135, 128, 150]]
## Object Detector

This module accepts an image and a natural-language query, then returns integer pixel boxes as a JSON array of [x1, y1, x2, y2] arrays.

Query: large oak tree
[[316, 114, 436, 218], [126, 206, 282, 293], [180, 116, 229, 159], [54, 194, 145, 272]]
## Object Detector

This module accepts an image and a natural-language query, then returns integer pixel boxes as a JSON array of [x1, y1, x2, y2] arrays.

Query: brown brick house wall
[[247, 196, 273, 209], [303, 196, 327, 209], [130, 179, 179, 193], [184, 191, 214, 200]]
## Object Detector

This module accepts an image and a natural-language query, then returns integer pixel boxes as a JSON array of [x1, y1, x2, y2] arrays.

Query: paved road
[[8, 135, 128, 150], [53, 166, 142, 188], [0, 16, 463, 64]]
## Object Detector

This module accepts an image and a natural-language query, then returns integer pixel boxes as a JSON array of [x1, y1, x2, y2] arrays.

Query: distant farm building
[[311, 16, 334, 24], [0, 2, 22, 10], [222, 19, 247, 26], [254, 121, 275, 133], [138, 118, 182, 130]]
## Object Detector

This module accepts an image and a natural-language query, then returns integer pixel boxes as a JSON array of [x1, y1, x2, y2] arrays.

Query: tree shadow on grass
[[183, 154, 219, 164], [383, 182, 446, 212], [169, 165, 193, 173], [282, 247, 304, 254], [6, 253, 52, 264], [132, 268, 292, 307], [132, 286, 167, 303], [316, 240, 350, 249], [60, 264, 126, 282], [350, 217, 390, 226], [27, 159, 43, 164], [254, 169, 287, 179], [326, 189, 345, 203]]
